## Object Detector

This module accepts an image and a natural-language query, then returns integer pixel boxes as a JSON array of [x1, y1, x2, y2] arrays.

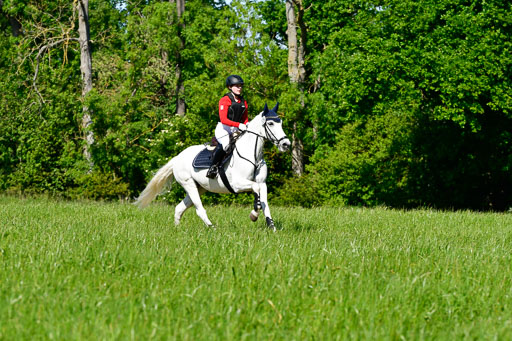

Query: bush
[[277, 111, 415, 207], [68, 171, 130, 201], [273, 174, 322, 208]]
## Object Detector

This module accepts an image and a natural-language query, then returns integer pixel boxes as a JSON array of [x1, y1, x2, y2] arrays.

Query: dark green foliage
[[67, 171, 130, 200], [1, 0, 511, 210], [278, 106, 512, 210], [409, 111, 512, 211], [277, 109, 415, 207], [299, 0, 512, 209]]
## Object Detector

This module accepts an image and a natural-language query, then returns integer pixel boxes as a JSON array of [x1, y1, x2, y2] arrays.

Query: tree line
[[1, 0, 511, 210]]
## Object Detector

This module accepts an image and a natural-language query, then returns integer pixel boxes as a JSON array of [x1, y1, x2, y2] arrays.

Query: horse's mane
[[249, 111, 263, 124]]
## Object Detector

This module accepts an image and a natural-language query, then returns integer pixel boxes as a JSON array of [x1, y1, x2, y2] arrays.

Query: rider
[[206, 75, 249, 179]]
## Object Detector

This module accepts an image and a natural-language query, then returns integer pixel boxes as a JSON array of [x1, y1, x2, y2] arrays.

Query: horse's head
[[261, 103, 291, 152]]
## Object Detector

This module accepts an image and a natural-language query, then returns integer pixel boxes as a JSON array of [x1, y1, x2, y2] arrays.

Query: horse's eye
[[268, 122, 274, 126]]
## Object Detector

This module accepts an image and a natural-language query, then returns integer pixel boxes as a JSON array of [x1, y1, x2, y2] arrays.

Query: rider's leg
[[208, 123, 231, 179], [206, 143, 226, 179]]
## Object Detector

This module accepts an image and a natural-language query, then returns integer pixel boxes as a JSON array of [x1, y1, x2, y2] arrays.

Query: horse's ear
[[263, 103, 269, 115], [272, 102, 279, 113]]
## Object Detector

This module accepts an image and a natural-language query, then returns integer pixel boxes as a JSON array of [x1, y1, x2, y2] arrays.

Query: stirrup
[[206, 165, 218, 179]]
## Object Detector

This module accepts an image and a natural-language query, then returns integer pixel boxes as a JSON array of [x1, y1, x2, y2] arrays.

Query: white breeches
[[215, 122, 239, 151]]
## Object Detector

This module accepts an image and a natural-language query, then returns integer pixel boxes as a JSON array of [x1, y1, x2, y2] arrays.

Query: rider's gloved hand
[[238, 123, 247, 131]]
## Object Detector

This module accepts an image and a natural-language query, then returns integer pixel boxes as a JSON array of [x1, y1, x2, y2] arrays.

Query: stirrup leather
[[206, 165, 218, 179]]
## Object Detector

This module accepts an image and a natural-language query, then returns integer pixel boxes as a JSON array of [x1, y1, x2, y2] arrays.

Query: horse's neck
[[235, 125, 264, 164]]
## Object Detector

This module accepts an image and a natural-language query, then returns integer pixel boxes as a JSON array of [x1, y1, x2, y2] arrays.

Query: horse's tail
[[135, 158, 175, 208]]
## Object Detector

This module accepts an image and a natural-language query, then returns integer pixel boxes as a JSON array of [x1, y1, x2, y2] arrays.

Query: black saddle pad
[[192, 147, 233, 169], [192, 147, 214, 169]]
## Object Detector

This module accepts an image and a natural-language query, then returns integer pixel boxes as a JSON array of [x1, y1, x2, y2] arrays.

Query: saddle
[[192, 136, 239, 194], [192, 136, 235, 169]]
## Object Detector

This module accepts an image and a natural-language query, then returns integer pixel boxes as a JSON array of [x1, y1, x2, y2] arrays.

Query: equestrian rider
[[206, 75, 249, 179]]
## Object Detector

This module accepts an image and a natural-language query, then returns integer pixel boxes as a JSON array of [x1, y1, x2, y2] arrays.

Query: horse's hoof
[[250, 210, 259, 222], [266, 217, 276, 231]]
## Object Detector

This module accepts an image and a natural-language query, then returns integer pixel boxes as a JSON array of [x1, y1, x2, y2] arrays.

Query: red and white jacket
[[218, 92, 248, 128]]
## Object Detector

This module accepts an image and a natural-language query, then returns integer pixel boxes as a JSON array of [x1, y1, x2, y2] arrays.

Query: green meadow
[[1, 196, 512, 340]]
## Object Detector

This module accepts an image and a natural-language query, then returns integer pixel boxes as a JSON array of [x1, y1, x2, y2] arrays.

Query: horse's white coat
[[135, 105, 290, 229]]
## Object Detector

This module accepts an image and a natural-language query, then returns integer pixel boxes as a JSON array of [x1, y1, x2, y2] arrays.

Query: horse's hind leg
[[174, 187, 207, 225], [180, 180, 214, 227], [175, 198, 190, 225], [174, 192, 194, 225]]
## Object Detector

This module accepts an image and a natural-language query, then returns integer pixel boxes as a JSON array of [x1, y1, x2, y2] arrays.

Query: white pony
[[135, 103, 291, 230]]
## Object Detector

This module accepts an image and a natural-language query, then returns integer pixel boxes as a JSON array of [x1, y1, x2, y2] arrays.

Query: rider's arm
[[219, 95, 243, 127], [242, 100, 248, 124]]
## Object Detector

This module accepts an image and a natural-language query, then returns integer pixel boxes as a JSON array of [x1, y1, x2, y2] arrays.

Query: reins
[[230, 131, 260, 175], [232, 120, 287, 178]]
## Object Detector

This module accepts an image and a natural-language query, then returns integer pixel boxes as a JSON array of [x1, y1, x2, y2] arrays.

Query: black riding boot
[[206, 145, 226, 179]]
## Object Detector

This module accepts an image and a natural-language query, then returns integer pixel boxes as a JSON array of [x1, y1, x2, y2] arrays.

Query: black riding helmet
[[226, 75, 244, 87]]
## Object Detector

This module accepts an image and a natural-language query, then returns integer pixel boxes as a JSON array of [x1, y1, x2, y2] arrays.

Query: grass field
[[1, 196, 512, 340]]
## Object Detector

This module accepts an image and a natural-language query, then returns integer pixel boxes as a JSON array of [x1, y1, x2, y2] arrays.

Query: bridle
[[233, 115, 288, 176], [262, 116, 289, 147]]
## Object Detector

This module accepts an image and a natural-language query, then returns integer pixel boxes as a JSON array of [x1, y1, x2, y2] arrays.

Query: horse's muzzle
[[279, 138, 291, 152]]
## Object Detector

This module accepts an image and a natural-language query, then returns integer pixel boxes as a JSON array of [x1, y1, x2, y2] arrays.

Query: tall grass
[[1, 196, 511, 339]]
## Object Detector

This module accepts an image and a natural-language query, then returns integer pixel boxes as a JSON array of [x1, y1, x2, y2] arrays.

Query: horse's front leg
[[253, 162, 276, 231], [232, 179, 274, 231], [257, 182, 276, 231], [231, 177, 263, 221], [250, 192, 261, 222]]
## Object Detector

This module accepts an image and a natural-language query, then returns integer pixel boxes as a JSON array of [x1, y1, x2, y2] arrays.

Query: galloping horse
[[135, 103, 291, 230]]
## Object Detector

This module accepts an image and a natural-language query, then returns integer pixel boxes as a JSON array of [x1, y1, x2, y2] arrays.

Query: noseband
[[262, 117, 289, 147], [239, 116, 288, 146]]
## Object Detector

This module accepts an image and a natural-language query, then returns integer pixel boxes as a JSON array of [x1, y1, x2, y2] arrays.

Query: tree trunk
[[291, 121, 304, 176], [296, 1, 307, 84], [286, 0, 299, 83], [77, 0, 94, 169], [9, 17, 21, 36], [170, 0, 186, 116], [286, 0, 306, 176]]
